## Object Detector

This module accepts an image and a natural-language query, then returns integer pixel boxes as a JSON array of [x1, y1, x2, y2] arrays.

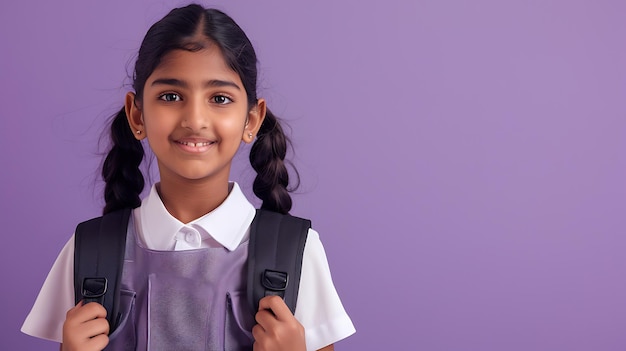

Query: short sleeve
[[294, 229, 356, 350], [21, 235, 76, 343]]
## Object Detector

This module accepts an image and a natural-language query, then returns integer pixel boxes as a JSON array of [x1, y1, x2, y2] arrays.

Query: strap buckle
[[82, 277, 107, 304], [262, 270, 289, 292]]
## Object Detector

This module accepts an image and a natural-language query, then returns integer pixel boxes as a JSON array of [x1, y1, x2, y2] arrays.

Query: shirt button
[[185, 231, 200, 246]]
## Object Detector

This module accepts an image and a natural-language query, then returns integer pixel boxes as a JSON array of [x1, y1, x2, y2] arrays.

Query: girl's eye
[[159, 93, 181, 102], [212, 95, 233, 105]]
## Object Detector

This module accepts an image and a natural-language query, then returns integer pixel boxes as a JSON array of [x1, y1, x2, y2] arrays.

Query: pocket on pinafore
[[225, 291, 255, 350], [105, 289, 137, 351]]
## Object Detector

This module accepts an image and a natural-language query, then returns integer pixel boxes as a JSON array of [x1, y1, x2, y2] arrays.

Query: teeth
[[180, 141, 211, 147]]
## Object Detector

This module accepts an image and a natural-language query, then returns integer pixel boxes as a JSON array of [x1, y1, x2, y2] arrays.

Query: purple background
[[2, 0, 625, 350]]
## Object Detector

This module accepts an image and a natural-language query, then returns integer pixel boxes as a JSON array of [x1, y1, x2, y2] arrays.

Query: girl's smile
[[174, 137, 216, 153]]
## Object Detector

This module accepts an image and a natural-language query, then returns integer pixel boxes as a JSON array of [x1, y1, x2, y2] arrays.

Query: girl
[[21, 4, 355, 351]]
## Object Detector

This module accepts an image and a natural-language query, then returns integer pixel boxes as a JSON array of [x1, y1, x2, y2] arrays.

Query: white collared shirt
[[22, 182, 355, 350], [136, 183, 256, 251]]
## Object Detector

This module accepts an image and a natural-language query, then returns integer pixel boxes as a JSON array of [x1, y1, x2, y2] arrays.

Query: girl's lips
[[174, 139, 216, 153]]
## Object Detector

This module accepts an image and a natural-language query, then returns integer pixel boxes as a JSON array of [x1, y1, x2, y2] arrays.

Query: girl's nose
[[180, 99, 209, 131]]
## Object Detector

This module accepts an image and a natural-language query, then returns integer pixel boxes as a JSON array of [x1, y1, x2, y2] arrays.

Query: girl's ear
[[125, 92, 145, 140], [243, 98, 266, 144]]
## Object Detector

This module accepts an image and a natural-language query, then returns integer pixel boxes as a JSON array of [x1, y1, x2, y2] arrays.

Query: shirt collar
[[137, 182, 256, 251]]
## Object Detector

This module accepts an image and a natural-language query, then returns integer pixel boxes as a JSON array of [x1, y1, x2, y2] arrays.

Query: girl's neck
[[156, 177, 230, 224]]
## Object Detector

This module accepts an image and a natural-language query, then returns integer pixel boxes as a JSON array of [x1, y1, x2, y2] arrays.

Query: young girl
[[21, 4, 355, 351]]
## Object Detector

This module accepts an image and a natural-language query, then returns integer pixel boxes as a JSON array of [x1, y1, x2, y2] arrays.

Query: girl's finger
[[257, 295, 292, 321], [251, 323, 265, 340], [86, 333, 110, 351], [73, 302, 108, 323], [81, 318, 110, 338], [254, 308, 276, 329]]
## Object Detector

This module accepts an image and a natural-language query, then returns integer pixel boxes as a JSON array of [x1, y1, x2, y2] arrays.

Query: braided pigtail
[[101, 107, 145, 214], [250, 109, 297, 214]]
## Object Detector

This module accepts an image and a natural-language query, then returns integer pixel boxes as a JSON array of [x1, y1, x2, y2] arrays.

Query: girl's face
[[125, 43, 265, 185]]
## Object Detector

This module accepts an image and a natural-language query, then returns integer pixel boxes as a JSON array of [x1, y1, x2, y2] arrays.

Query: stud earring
[[248, 132, 253, 139], [136, 130, 142, 134]]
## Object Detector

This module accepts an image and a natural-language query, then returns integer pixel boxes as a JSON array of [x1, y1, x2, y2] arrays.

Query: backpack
[[73, 208, 311, 334]]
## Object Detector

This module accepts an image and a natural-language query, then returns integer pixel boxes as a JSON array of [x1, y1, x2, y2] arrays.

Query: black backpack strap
[[74, 208, 131, 334], [247, 209, 311, 315]]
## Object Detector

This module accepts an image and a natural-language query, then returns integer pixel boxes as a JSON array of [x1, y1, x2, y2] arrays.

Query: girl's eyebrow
[[151, 78, 241, 90]]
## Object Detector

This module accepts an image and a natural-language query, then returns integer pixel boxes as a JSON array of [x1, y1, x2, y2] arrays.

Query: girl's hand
[[252, 295, 306, 351], [61, 301, 110, 351]]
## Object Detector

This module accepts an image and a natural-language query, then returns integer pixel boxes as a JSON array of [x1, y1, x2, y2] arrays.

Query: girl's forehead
[[147, 45, 242, 87]]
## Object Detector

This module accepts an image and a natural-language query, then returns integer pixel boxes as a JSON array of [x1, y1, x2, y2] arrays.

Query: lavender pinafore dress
[[104, 219, 256, 350]]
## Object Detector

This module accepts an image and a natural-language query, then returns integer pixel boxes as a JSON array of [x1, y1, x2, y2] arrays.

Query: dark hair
[[103, 4, 296, 214]]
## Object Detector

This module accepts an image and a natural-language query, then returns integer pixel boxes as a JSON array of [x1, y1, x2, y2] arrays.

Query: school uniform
[[22, 182, 355, 350]]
